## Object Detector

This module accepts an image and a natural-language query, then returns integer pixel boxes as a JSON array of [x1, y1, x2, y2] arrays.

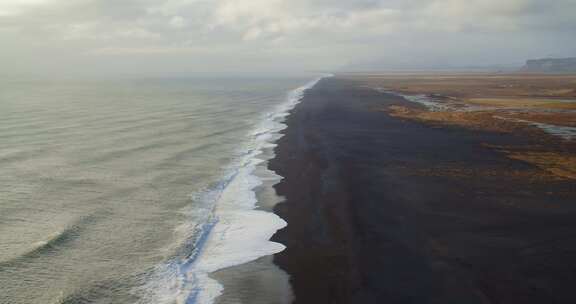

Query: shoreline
[[208, 77, 322, 304], [269, 76, 576, 303]]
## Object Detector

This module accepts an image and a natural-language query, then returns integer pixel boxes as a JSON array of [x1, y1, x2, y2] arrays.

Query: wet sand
[[269, 76, 576, 304]]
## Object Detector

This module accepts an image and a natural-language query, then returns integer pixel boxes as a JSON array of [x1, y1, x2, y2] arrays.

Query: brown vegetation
[[342, 73, 576, 100], [484, 145, 576, 180], [386, 106, 576, 180], [355, 73, 576, 180], [386, 105, 532, 134], [466, 97, 576, 110]]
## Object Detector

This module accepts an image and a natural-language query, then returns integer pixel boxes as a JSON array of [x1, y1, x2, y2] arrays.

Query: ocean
[[0, 76, 320, 304]]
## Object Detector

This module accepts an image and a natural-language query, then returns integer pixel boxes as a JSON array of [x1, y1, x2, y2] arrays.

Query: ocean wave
[[133, 76, 326, 304], [0, 212, 105, 271]]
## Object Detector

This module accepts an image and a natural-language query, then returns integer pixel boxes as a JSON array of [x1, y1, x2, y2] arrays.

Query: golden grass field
[[344, 73, 576, 180], [345, 73, 576, 99], [342, 72, 576, 128], [466, 98, 576, 110]]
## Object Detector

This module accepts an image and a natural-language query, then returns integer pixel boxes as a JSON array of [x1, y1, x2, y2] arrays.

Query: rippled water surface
[[0, 77, 308, 304]]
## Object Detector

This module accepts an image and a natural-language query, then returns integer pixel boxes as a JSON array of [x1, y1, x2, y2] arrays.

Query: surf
[[135, 76, 326, 304]]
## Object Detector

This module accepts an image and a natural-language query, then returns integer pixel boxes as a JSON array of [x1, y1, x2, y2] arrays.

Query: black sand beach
[[270, 77, 576, 304]]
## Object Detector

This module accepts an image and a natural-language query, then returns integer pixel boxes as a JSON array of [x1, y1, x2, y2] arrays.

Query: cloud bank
[[1, 0, 575, 76]]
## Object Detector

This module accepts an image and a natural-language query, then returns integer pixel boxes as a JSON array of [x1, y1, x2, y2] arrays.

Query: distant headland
[[521, 57, 576, 73]]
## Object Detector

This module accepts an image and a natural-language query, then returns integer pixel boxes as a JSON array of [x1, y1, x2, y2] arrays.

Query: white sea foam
[[135, 76, 327, 304]]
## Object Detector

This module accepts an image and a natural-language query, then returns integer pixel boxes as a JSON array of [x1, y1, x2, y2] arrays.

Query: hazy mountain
[[521, 57, 576, 73]]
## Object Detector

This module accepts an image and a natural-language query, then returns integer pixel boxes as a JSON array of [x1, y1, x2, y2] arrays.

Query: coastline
[[269, 76, 576, 303], [137, 78, 320, 304], [201, 77, 322, 304]]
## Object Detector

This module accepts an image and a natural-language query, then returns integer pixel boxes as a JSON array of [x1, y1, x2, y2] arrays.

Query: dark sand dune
[[270, 77, 576, 304]]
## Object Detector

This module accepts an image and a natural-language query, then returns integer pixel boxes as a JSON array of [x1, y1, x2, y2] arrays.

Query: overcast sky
[[1, 0, 575, 76]]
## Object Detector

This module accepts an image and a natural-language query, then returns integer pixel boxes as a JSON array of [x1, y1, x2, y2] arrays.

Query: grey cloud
[[0, 0, 575, 76]]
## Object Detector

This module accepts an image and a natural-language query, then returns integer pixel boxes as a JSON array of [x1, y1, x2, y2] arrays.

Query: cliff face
[[522, 57, 576, 73]]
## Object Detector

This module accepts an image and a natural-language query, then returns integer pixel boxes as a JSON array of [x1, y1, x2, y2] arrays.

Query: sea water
[[0, 76, 321, 304]]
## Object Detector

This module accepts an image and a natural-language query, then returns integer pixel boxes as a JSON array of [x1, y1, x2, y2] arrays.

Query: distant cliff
[[521, 57, 576, 73]]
